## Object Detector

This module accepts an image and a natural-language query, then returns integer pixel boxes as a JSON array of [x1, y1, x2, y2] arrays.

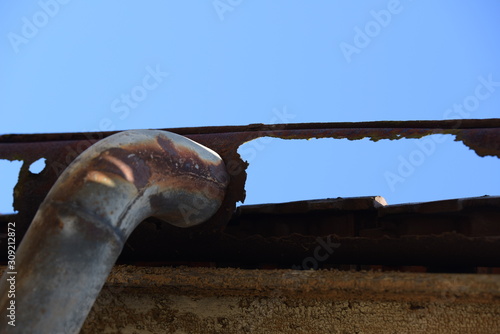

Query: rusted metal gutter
[[0, 130, 229, 333], [2, 119, 500, 239], [1, 119, 500, 268]]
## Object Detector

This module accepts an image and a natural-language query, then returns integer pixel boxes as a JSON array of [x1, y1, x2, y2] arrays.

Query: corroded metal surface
[[0, 130, 229, 333], [104, 195, 500, 268], [2, 119, 500, 235], [220, 196, 500, 267], [1, 119, 500, 268]]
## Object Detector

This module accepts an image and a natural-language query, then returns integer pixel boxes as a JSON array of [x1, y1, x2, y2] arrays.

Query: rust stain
[[455, 128, 500, 158]]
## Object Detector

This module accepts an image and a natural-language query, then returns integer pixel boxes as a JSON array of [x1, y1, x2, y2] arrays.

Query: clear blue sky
[[1, 1, 500, 213]]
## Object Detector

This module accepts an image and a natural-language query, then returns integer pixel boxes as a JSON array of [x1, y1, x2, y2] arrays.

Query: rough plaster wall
[[82, 286, 500, 333], [80, 266, 500, 333]]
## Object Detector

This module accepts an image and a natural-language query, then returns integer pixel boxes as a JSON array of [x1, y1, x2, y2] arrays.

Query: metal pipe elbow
[[0, 130, 229, 333]]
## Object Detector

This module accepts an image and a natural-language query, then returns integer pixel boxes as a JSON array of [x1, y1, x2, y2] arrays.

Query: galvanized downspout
[[0, 130, 229, 333]]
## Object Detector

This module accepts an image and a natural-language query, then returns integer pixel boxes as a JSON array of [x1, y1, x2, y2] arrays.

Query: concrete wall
[[82, 266, 500, 333]]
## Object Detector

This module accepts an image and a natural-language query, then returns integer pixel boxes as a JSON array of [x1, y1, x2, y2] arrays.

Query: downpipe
[[0, 130, 229, 333]]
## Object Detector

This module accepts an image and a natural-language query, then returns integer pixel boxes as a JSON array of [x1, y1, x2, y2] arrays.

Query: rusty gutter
[[0, 119, 499, 269], [2, 119, 500, 240], [2, 118, 500, 143]]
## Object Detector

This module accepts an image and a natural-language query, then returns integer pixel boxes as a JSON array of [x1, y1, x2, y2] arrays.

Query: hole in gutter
[[238, 135, 500, 206], [0, 160, 23, 214], [29, 158, 46, 174]]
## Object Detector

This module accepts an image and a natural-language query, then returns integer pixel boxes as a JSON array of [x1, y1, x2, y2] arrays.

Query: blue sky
[[1, 1, 500, 213]]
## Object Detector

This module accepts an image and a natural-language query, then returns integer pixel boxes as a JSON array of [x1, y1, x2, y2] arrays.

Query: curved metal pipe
[[0, 130, 229, 333]]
